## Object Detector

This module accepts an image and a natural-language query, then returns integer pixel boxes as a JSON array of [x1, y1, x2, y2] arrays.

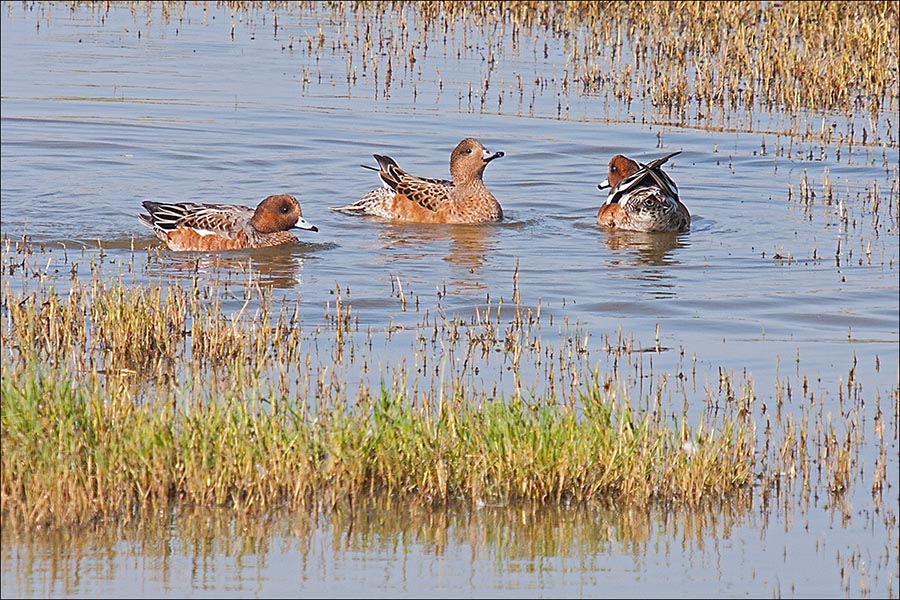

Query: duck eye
[[465, 148, 472, 154], [281, 205, 290, 213]]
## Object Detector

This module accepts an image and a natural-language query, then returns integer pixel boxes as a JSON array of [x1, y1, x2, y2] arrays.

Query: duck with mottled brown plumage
[[332, 138, 505, 224]]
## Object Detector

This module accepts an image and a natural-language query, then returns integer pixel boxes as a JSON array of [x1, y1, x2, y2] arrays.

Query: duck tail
[[646, 150, 682, 170], [371, 154, 407, 190], [330, 187, 394, 216]]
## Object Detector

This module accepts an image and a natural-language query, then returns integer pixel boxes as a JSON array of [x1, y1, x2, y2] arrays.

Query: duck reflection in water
[[601, 229, 688, 268], [145, 246, 312, 291], [376, 223, 497, 294], [600, 231, 689, 299]]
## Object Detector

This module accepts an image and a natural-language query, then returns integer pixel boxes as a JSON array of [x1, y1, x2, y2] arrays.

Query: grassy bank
[[1, 244, 756, 527]]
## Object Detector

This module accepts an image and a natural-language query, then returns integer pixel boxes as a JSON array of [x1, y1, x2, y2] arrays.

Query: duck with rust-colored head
[[596, 151, 690, 233], [332, 137, 505, 224], [138, 194, 318, 251]]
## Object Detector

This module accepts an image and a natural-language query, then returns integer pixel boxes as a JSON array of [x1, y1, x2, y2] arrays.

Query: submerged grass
[[1, 242, 756, 527], [28, 1, 898, 142], [0, 364, 754, 525], [274, 1, 899, 141]]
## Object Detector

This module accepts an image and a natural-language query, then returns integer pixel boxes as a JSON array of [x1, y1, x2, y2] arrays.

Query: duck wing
[[141, 201, 252, 237], [395, 176, 453, 212]]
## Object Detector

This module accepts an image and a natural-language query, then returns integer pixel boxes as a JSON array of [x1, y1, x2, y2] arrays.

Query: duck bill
[[483, 150, 504, 163], [294, 217, 319, 232], [597, 178, 611, 190]]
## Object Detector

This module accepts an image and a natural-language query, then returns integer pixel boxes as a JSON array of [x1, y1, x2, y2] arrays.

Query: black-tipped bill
[[294, 217, 318, 232]]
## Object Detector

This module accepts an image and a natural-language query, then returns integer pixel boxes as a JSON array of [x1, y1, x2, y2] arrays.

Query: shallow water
[[1, 2, 898, 598]]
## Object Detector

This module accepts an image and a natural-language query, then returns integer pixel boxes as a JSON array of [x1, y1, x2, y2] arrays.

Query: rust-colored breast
[[597, 203, 624, 228], [389, 194, 446, 223], [164, 228, 251, 251]]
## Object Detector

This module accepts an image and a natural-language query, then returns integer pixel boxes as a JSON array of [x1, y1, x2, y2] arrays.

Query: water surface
[[1, 2, 898, 598]]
